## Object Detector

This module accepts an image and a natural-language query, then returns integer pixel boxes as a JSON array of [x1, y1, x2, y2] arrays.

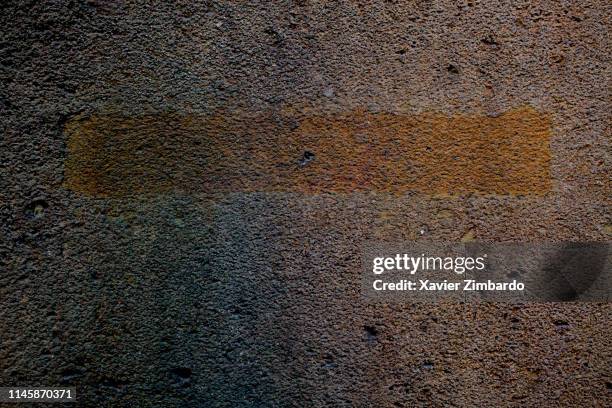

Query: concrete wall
[[1, 1, 610, 406]]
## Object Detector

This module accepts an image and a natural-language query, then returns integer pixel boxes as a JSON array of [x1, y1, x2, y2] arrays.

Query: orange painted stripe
[[64, 107, 552, 197]]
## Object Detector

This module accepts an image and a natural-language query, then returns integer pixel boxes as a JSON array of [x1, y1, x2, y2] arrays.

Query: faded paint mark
[[64, 107, 552, 198]]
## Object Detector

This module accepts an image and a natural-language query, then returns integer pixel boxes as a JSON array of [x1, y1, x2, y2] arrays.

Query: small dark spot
[[422, 361, 434, 369], [299, 150, 315, 166], [396, 49, 406, 55], [571, 15, 581, 22], [88, 267, 99, 280], [321, 355, 337, 369], [551, 54, 564, 64], [419, 321, 428, 332], [264, 27, 283, 45], [170, 367, 192, 387], [59, 81, 77, 94], [510, 317, 520, 323], [605, 381, 611, 390], [364, 325, 378, 343], [481, 35, 498, 46], [447, 64, 459, 74], [553, 320, 570, 329], [170, 367, 192, 379], [0, 97, 11, 110], [25, 199, 48, 219]]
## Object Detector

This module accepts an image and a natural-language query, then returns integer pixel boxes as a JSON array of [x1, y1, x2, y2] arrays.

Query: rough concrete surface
[[1, 1, 610, 407]]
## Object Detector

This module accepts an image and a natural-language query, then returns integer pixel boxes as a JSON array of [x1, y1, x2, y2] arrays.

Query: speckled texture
[[1, 1, 610, 407]]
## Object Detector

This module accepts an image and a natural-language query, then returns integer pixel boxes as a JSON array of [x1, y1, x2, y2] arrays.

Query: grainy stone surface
[[1, 1, 610, 407]]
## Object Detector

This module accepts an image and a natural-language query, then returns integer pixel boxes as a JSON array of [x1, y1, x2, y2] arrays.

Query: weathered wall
[[1, 1, 610, 407]]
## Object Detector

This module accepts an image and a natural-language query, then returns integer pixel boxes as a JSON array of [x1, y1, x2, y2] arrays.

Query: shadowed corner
[[540, 242, 610, 301]]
